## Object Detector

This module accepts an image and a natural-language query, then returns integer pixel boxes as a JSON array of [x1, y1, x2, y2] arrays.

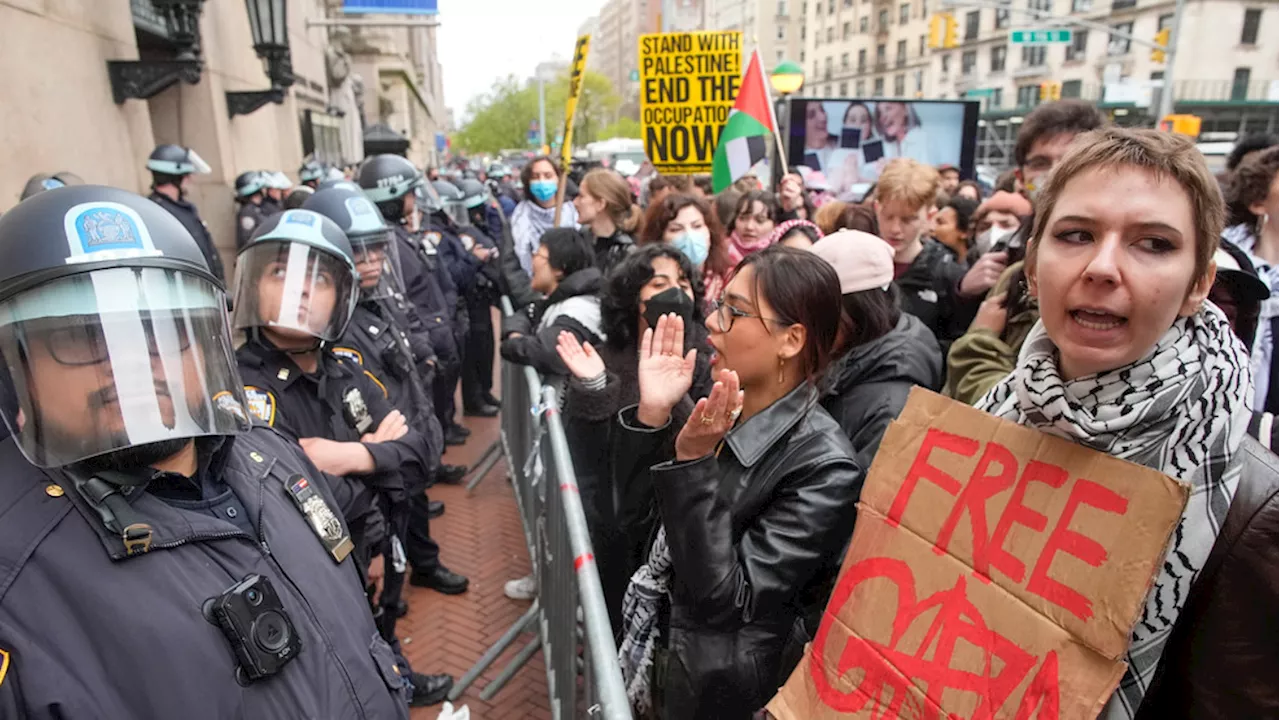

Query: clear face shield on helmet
[[0, 268, 250, 468], [231, 242, 359, 346], [443, 199, 470, 227], [350, 230, 404, 300]]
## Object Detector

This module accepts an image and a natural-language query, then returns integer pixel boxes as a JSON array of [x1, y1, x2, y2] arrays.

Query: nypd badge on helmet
[[62, 202, 163, 264]]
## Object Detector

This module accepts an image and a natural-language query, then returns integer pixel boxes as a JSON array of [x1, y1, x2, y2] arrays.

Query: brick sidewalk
[[402, 409, 552, 720]]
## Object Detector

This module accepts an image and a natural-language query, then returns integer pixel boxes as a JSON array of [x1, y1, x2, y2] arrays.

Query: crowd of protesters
[[494, 99, 1278, 719]]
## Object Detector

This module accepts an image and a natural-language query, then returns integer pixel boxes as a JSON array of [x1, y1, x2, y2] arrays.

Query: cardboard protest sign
[[639, 30, 742, 174], [767, 388, 1188, 720]]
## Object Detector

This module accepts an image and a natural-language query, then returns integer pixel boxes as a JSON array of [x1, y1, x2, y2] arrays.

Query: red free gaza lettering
[[889, 428, 1130, 622]]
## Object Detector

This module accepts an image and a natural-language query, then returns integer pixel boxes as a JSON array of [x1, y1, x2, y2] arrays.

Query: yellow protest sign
[[560, 34, 591, 171], [639, 30, 742, 174]]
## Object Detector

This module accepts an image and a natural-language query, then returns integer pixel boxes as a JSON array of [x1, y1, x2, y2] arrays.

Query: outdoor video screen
[[786, 98, 979, 198]]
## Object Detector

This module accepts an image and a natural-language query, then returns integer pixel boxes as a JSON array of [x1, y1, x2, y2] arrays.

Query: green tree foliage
[[453, 69, 631, 155], [598, 116, 643, 139]]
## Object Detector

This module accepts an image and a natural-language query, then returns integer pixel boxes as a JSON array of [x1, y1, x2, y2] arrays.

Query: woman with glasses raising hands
[[615, 245, 862, 719]]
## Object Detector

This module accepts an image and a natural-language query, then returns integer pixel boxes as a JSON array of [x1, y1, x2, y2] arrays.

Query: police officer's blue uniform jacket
[[236, 200, 268, 251], [394, 226, 458, 364], [422, 217, 481, 298], [148, 190, 226, 283], [234, 338, 435, 492], [0, 427, 411, 719], [338, 301, 444, 468]]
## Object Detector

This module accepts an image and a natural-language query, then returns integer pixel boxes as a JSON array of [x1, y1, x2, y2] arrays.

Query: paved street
[[401, 397, 553, 720]]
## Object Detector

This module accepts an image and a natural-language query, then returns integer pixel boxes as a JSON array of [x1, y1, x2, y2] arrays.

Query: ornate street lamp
[[107, 0, 206, 104], [769, 60, 806, 97], [769, 60, 806, 187], [227, 0, 295, 117]]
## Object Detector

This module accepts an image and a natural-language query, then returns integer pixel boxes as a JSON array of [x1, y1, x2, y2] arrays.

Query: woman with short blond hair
[[977, 127, 1272, 719]]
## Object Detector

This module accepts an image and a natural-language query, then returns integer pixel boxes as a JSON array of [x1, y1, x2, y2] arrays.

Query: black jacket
[[236, 200, 268, 251], [616, 384, 863, 719], [0, 428, 410, 719], [561, 330, 714, 634], [1137, 435, 1278, 720], [894, 238, 968, 353], [591, 228, 634, 276], [394, 227, 458, 363], [499, 268, 606, 377], [339, 301, 442, 461], [821, 314, 943, 470], [149, 190, 226, 283]]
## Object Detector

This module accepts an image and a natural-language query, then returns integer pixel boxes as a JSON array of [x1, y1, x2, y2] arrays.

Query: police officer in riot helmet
[[421, 180, 488, 433], [146, 143, 226, 283], [19, 171, 83, 201], [299, 160, 326, 189], [453, 178, 504, 415], [230, 208, 460, 706], [261, 171, 292, 215], [0, 185, 410, 718], [234, 170, 270, 251], [304, 183, 471, 591], [358, 156, 471, 451]]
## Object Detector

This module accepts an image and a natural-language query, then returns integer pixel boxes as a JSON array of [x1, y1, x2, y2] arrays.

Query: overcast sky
[[438, 0, 603, 122]]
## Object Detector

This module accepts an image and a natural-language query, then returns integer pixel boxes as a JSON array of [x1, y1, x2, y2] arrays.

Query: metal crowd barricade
[[450, 298, 632, 720]]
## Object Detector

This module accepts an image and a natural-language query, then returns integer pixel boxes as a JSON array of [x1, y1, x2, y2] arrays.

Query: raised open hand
[[675, 369, 745, 461], [636, 313, 697, 427], [556, 331, 606, 380]]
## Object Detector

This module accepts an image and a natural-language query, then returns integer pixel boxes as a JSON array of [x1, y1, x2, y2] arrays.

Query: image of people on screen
[[788, 98, 970, 201]]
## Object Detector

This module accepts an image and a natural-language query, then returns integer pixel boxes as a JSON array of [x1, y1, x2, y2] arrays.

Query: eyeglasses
[[41, 320, 193, 366], [709, 298, 787, 333]]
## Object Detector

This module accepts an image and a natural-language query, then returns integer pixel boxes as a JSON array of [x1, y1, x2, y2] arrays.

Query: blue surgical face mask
[[529, 180, 558, 203], [670, 229, 710, 267]]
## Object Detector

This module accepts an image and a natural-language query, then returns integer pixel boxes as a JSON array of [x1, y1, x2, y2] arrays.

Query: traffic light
[[1039, 81, 1062, 102], [929, 13, 959, 49], [1159, 114, 1201, 137], [1151, 27, 1170, 63]]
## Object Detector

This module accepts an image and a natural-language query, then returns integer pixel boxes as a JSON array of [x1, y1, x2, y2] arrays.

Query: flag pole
[[755, 47, 790, 182]]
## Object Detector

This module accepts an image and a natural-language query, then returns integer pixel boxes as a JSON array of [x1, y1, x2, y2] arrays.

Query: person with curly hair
[[1223, 146, 1279, 414], [555, 245, 714, 633]]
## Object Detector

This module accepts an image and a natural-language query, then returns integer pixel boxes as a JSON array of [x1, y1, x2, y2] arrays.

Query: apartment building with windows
[[799, 0, 935, 99], [930, 0, 1276, 165]]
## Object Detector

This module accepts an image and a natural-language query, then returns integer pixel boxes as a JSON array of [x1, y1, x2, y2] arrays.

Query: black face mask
[[642, 287, 694, 330]]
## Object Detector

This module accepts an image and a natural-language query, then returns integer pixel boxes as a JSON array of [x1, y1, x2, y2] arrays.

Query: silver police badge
[[303, 495, 344, 542], [342, 386, 373, 434]]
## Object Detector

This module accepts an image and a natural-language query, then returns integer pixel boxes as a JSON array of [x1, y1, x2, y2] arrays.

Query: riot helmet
[[457, 179, 490, 210], [303, 183, 403, 300], [147, 144, 212, 189], [357, 154, 423, 222], [299, 160, 326, 185], [0, 185, 250, 468], [284, 186, 314, 210], [235, 171, 268, 199], [431, 179, 469, 226], [20, 172, 83, 202], [487, 163, 510, 179], [231, 209, 359, 349]]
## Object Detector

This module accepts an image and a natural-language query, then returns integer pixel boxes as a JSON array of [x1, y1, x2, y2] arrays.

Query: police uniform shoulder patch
[[332, 346, 364, 365], [212, 390, 249, 424], [0, 647, 9, 688], [240, 215, 256, 231], [243, 386, 277, 426], [364, 370, 388, 399], [424, 231, 442, 247]]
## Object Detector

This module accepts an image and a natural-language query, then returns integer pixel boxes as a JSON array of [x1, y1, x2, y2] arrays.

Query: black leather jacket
[[616, 384, 863, 719], [1136, 434, 1278, 719]]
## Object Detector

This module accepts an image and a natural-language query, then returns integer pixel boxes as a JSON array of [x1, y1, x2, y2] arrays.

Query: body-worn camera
[[203, 574, 301, 684]]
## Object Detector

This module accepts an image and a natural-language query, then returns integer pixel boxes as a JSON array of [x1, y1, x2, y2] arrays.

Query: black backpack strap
[[0, 476, 75, 605]]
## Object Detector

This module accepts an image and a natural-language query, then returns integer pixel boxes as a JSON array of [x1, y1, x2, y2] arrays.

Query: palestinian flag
[[712, 49, 779, 193]]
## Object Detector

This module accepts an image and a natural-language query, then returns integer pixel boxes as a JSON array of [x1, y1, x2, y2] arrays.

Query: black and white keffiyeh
[[618, 526, 673, 716], [976, 304, 1252, 719]]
